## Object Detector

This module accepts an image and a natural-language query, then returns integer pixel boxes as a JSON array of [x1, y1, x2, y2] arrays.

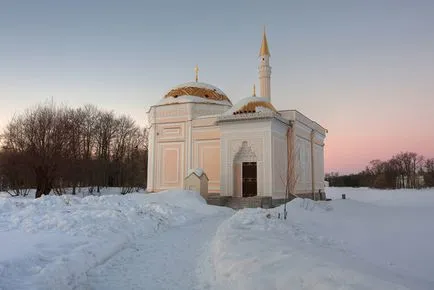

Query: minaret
[[258, 27, 271, 101]]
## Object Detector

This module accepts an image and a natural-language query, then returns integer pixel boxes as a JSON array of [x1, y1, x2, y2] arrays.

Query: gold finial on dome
[[253, 84, 256, 96], [259, 26, 270, 57], [194, 64, 199, 82]]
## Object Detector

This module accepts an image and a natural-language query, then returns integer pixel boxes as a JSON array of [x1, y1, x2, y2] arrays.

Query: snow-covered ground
[[210, 187, 434, 290], [0, 189, 232, 290], [326, 186, 434, 207], [1, 187, 434, 290]]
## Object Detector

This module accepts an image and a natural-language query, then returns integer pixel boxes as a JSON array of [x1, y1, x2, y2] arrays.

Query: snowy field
[[0, 189, 232, 289], [211, 187, 434, 290], [1, 187, 434, 289]]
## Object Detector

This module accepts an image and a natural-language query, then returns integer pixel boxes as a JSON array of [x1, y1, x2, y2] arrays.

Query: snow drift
[[0, 190, 224, 290], [210, 188, 434, 290]]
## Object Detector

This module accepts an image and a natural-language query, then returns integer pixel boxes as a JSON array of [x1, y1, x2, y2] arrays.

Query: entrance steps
[[206, 196, 276, 209]]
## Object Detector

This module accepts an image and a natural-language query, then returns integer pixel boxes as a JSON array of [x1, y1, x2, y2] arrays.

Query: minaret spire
[[258, 27, 272, 101], [259, 26, 270, 57]]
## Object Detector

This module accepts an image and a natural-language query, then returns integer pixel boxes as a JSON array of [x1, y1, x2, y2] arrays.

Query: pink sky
[[326, 134, 434, 174], [321, 98, 434, 174]]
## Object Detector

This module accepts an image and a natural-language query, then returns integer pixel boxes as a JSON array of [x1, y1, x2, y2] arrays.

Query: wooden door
[[242, 162, 257, 197]]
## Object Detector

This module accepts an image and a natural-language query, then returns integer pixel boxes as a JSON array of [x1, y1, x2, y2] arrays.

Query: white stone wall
[[146, 107, 156, 192], [313, 133, 326, 192], [147, 102, 228, 193], [271, 119, 289, 199], [147, 103, 327, 199], [191, 119, 221, 193], [294, 128, 313, 194], [219, 119, 271, 197], [154, 103, 188, 191], [279, 110, 326, 196]]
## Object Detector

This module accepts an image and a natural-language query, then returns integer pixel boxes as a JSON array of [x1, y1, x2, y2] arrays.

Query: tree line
[[326, 152, 434, 189], [0, 103, 148, 198]]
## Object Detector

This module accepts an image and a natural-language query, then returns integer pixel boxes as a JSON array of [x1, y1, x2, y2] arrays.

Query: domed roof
[[223, 96, 277, 116], [158, 82, 232, 106]]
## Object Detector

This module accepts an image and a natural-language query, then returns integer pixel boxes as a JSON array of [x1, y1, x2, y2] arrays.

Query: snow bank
[[0, 189, 224, 290], [210, 190, 434, 289]]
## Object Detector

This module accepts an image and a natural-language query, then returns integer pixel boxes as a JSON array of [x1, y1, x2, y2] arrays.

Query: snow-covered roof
[[185, 168, 208, 179], [158, 81, 232, 106], [222, 96, 277, 116]]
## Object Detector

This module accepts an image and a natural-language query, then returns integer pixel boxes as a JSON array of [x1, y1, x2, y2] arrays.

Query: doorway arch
[[233, 141, 257, 197]]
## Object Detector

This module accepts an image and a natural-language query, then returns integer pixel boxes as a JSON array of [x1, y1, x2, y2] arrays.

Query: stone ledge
[[206, 192, 327, 209]]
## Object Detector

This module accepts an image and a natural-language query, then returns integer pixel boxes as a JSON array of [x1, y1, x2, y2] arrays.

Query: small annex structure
[[146, 28, 327, 208], [184, 168, 209, 197]]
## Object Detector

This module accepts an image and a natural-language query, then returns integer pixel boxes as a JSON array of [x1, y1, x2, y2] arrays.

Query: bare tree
[[80, 104, 98, 189], [1, 104, 70, 198], [279, 127, 298, 219], [118, 122, 147, 193], [393, 152, 424, 188], [0, 149, 32, 196], [63, 108, 85, 194], [94, 111, 117, 191], [1, 102, 148, 198], [424, 158, 434, 187]]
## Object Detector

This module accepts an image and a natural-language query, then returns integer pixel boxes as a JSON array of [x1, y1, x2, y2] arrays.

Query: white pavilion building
[[146, 30, 327, 205]]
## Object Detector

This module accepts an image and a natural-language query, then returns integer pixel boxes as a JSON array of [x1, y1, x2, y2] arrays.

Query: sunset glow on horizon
[[1, 1, 433, 174]]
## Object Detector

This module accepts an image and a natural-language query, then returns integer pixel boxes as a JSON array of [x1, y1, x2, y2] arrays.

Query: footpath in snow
[[0, 189, 232, 290], [84, 215, 227, 290], [208, 187, 434, 290]]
